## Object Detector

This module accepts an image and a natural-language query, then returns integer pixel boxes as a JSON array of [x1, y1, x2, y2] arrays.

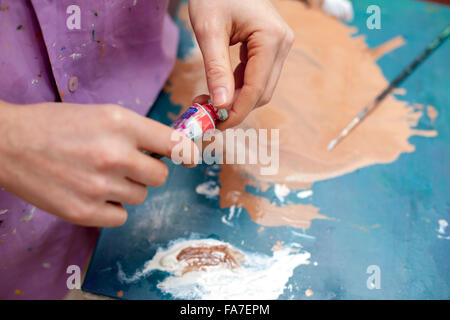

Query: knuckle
[[268, 24, 286, 41], [88, 176, 109, 198], [105, 105, 128, 129], [205, 60, 229, 82], [284, 27, 295, 47], [193, 19, 217, 38], [95, 148, 127, 170], [268, 24, 294, 48], [259, 94, 272, 106]]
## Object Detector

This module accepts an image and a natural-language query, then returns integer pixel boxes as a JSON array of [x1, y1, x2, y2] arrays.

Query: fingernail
[[212, 87, 227, 106]]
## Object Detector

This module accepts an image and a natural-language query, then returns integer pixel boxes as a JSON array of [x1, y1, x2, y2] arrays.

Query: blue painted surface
[[83, 0, 450, 299]]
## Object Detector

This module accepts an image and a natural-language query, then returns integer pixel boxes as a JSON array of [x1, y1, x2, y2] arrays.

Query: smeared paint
[[69, 53, 82, 60], [297, 190, 313, 199], [117, 238, 310, 299], [437, 219, 449, 240], [272, 240, 284, 251], [370, 36, 406, 60], [0, 209, 8, 215], [305, 288, 314, 297], [321, 0, 353, 22], [221, 205, 241, 227], [164, 0, 438, 230], [274, 184, 290, 203], [22, 206, 36, 222], [195, 181, 220, 199], [353, 224, 381, 232], [14, 289, 24, 296], [427, 106, 438, 125], [437, 219, 448, 234], [218, 165, 326, 229]]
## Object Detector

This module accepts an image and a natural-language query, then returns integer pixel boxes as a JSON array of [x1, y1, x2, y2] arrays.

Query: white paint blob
[[195, 181, 220, 199], [322, 0, 354, 22], [437, 219, 448, 234], [274, 184, 290, 203], [221, 205, 242, 227], [305, 288, 314, 297], [437, 219, 450, 240], [297, 190, 313, 199], [117, 238, 310, 300], [69, 53, 82, 60]]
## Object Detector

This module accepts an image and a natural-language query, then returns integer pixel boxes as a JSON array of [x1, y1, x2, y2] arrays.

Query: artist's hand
[[189, 0, 294, 128], [0, 101, 197, 227]]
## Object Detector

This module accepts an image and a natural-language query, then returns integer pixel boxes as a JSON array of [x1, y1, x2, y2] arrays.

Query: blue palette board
[[83, 0, 450, 299]]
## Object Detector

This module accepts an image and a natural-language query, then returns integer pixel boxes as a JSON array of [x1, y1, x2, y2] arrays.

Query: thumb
[[196, 29, 235, 109]]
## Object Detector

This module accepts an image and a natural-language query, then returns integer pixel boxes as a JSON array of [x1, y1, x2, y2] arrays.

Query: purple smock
[[0, 0, 179, 299]]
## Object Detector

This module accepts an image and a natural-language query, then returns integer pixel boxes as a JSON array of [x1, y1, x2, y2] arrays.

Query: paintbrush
[[327, 25, 450, 151]]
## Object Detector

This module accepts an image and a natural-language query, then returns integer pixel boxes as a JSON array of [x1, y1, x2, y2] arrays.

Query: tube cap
[[217, 108, 229, 121]]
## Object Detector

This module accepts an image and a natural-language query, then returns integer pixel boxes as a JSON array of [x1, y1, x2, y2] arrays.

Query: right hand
[[0, 101, 197, 227]]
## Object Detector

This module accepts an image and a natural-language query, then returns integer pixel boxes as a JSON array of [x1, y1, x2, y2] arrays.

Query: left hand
[[189, 0, 294, 128]]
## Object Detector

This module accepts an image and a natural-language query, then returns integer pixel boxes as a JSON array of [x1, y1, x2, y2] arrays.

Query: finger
[[240, 42, 248, 64], [192, 94, 210, 105], [233, 62, 246, 90], [126, 151, 170, 187], [133, 118, 199, 165], [195, 23, 235, 109], [256, 29, 293, 108], [107, 177, 148, 205], [219, 35, 278, 128], [90, 202, 128, 227]]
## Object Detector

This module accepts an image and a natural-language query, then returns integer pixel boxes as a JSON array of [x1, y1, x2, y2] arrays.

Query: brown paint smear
[[176, 245, 245, 274], [165, 0, 437, 229]]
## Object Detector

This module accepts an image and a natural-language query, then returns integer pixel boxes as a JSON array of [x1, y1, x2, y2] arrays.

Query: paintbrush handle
[[370, 25, 450, 113], [328, 25, 450, 151]]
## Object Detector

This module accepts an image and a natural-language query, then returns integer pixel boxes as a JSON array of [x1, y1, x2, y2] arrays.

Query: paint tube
[[171, 103, 228, 140], [143, 103, 228, 159]]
